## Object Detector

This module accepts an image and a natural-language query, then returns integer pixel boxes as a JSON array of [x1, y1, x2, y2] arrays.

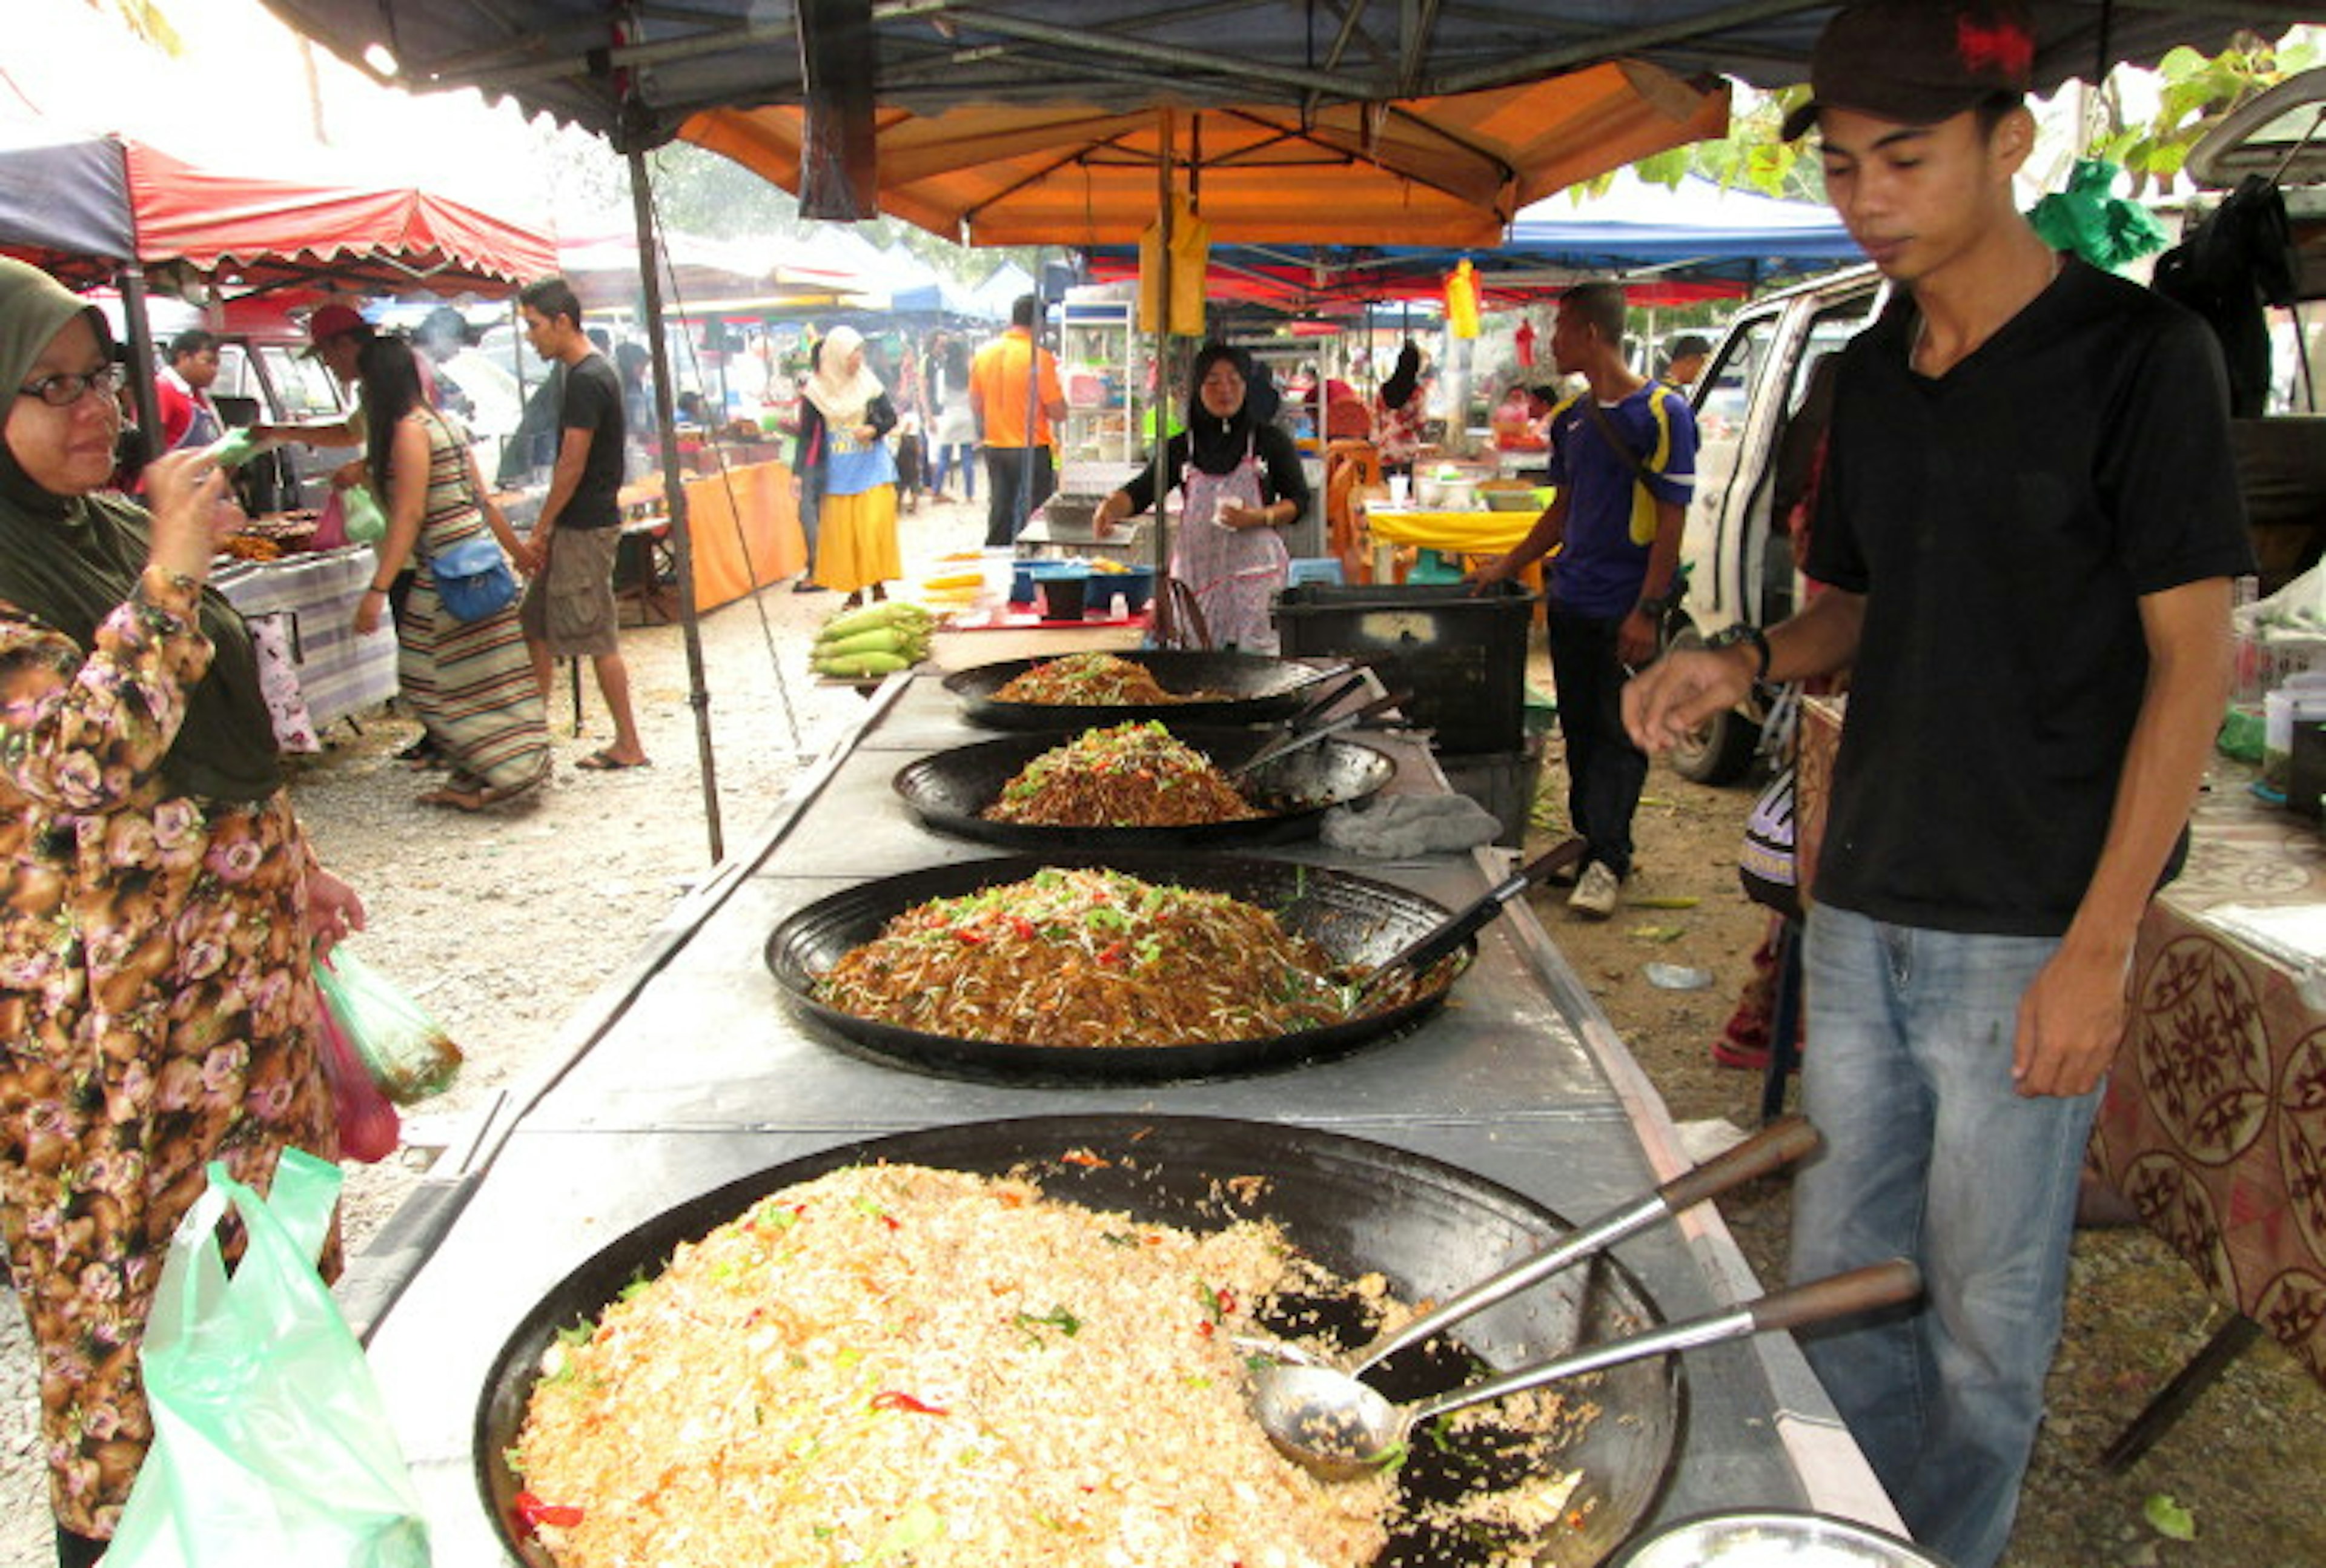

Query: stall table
[[213, 543, 398, 746], [1364, 502, 1546, 588], [2088, 766, 2326, 1456], [345, 668, 1902, 1566]]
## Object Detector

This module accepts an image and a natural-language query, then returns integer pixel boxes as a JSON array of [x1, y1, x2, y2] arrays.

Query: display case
[[1058, 292, 1147, 470]]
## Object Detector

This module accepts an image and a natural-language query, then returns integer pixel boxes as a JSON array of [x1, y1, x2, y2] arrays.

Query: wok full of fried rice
[[511, 1162, 1397, 1567]]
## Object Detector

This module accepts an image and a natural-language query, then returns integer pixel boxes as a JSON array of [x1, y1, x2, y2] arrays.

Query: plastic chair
[[1324, 440, 1382, 584]]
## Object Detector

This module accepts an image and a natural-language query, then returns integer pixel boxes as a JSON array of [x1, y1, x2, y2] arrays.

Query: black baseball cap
[[1781, 0, 2036, 141]]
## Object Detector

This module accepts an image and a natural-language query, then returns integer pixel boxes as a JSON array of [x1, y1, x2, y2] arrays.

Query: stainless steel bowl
[[1614, 1510, 1953, 1568]]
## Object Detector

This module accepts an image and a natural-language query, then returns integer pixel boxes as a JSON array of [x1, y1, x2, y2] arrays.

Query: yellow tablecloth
[[1362, 503, 1549, 586]]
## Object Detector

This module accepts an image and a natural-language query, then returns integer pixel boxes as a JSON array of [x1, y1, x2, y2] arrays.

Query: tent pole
[[116, 261, 164, 474], [1151, 105, 1176, 646], [628, 145, 726, 865]]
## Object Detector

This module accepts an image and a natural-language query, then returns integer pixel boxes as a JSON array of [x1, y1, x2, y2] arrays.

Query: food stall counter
[[347, 672, 1900, 1566], [212, 543, 399, 742]]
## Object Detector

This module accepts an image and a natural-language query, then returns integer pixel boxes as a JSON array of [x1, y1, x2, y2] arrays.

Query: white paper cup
[[1387, 474, 1411, 506]]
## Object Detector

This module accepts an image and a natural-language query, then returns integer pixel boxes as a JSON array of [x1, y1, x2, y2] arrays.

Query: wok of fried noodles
[[990, 652, 1218, 706], [812, 867, 1363, 1047], [985, 723, 1261, 828]]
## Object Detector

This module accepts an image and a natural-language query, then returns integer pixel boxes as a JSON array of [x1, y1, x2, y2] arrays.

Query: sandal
[[575, 749, 652, 772]]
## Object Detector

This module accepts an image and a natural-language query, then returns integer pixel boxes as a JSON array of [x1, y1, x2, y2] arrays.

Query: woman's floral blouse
[[0, 565, 336, 1538]]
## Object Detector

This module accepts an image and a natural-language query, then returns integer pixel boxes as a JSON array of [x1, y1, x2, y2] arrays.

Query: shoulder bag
[[1738, 683, 1804, 922], [421, 412, 520, 623]]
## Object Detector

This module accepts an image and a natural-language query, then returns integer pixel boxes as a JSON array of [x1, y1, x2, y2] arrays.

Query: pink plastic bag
[[311, 488, 350, 551]]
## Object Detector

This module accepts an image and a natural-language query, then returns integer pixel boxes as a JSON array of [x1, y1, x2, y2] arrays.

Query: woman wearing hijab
[[794, 325, 901, 610], [1095, 341, 1312, 650], [351, 336, 548, 811], [0, 257, 364, 1567]]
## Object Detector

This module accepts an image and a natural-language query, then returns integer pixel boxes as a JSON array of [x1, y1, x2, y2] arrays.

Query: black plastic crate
[[1274, 580, 1537, 754]]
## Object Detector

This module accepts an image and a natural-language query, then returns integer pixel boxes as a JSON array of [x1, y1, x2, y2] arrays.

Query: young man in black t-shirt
[[1623, 6, 2253, 1566], [516, 277, 648, 770]]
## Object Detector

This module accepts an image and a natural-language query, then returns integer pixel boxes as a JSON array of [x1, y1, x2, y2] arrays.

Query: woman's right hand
[[142, 450, 238, 583]]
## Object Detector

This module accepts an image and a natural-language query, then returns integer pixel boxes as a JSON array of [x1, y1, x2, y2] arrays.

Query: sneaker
[[1568, 862, 1620, 919]]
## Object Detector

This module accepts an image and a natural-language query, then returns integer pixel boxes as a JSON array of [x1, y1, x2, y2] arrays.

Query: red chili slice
[[514, 1491, 585, 1532], [872, 1390, 950, 1416]]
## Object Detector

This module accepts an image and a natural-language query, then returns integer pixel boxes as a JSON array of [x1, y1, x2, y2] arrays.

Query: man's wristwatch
[[1632, 592, 1671, 621], [1704, 621, 1771, 681]]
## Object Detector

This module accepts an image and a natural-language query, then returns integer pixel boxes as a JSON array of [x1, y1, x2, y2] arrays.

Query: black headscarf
[[1379, 339, 1422, 411], [1185, 340, 1264, 477], [0, 257, 282, 803]]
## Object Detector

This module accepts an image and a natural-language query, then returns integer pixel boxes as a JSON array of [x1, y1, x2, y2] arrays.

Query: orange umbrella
[[680, 60, 1728, 248]]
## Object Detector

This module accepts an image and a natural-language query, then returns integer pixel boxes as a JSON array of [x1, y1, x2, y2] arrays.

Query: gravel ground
[[4, 492, 2321, 1566]]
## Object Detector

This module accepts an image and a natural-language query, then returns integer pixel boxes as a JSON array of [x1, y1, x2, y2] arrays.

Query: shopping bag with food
[[313, 947, 463, 1105], [339, 483, 388, 544], [313, 979, 400, 1163], [106, 1151, 430, 1568]]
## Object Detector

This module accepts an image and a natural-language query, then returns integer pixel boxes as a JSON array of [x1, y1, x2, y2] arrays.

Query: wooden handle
[[1657, 1117, 1821, 1214], [1749, 1259, 1923, 1335]]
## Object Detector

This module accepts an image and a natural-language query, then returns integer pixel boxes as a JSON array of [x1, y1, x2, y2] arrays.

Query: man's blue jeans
[[1790, 904, 2101, 1568]]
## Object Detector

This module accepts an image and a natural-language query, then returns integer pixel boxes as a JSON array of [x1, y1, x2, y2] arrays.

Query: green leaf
[[2144, 1494, 2198, 1543]]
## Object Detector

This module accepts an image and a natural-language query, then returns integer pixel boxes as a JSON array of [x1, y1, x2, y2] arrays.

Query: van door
[[1668, 268, 1884, 784]]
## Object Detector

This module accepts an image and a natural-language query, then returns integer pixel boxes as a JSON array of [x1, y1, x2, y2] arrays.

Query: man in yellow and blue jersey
[[1476, 281, 1695, 918]]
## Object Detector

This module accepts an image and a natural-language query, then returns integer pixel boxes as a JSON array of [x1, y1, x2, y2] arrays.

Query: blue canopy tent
[[1084, 173, 1861, 311]]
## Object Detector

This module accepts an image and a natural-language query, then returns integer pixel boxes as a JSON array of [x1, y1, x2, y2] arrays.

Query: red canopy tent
[[0, 122, 556, 460], [0, 131, 556, 296]]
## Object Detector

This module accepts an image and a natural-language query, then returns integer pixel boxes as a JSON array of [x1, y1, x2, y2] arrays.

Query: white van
[[1668, 263, 1888, 781]]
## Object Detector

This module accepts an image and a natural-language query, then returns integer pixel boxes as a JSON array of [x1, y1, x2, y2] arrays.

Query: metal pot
[[762, 852, 1464, 1083], [891, 727, 1395, 851], [944, 649, 1327, 732], [473, 1115, 1682, 1568]]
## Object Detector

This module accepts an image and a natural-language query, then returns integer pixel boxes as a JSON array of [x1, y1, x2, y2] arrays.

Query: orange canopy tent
[[679, 61, 1729, 248]]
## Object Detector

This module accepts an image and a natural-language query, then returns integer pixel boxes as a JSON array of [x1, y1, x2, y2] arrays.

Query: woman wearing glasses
[[0, 257, 365, 1568]]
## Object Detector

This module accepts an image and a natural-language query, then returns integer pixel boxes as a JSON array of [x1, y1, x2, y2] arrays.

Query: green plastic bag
[[314, 946, 462, 1105], [339, 483, 387, 544], [107, 1151, 429, 1568]]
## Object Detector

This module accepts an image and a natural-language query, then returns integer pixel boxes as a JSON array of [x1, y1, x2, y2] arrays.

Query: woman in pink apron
[[1095, 341, 1312, 651]]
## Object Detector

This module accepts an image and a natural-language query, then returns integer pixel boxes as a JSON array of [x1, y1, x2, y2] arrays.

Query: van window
[[1696, 318, 1772, 445], [1791, 291, 1883, 418], [260, 346, 345, 420]]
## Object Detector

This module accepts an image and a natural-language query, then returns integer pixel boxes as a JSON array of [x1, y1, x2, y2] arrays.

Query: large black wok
[[475, 1115, 1682, 1568], [892, 726, 1396, 850], [945, 648, 1330, 730], [763, 852, 1463, 1083]]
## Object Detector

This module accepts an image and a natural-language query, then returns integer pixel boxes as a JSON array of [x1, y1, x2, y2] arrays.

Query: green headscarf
[[0, 256, 282, 803]]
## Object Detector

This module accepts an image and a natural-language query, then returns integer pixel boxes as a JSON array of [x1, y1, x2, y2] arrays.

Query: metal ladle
[[1254, 1259, 1923, 1481], [1241, 1116, 1821, 1375]]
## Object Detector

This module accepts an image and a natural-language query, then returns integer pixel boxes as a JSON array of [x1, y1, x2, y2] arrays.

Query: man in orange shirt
[[968, 293, 1067, 546]]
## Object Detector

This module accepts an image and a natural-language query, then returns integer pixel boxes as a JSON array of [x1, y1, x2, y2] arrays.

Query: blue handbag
[[428, 533, 519, 623]]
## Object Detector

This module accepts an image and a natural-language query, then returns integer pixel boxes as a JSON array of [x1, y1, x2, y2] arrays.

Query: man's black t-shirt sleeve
[[557, 355, 628, 530]]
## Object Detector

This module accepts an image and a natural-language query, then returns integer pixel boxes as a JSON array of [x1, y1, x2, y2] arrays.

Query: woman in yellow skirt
[[795, 326, 900, 609]]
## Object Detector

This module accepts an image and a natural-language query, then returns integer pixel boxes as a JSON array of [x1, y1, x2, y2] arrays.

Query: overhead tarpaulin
[[0, 128, 555, 297], [261, 1, 2276, 146], [0, 131, 133, 265], [678, 64, 1732, 247]]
